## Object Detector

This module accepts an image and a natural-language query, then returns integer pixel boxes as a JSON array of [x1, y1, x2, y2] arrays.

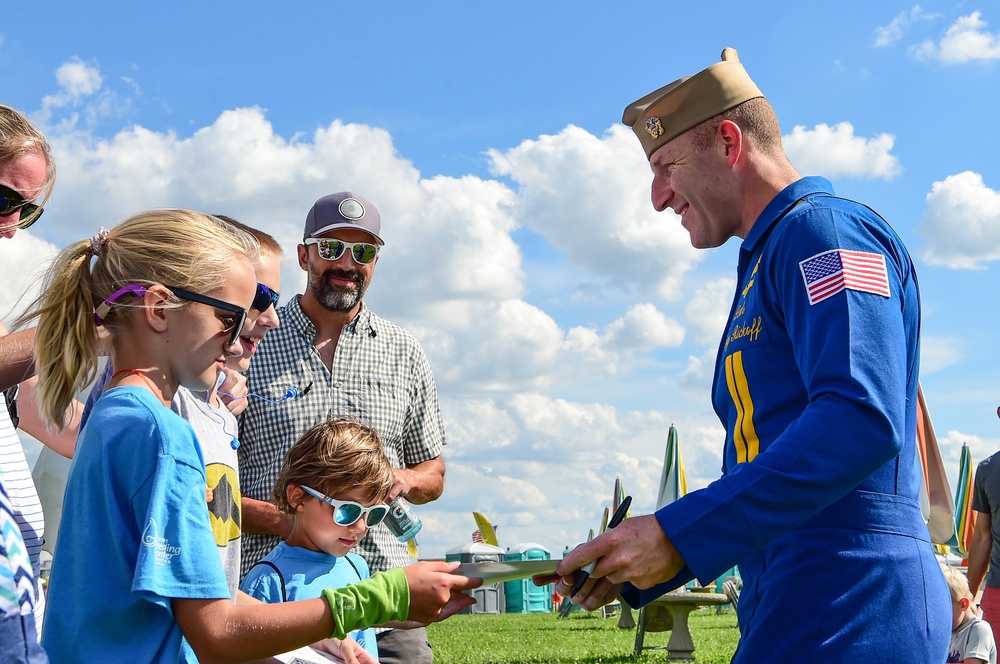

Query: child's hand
[[313, 636, 377, 663], [402, 560, 481, 624], [217, 368, 249, 416]]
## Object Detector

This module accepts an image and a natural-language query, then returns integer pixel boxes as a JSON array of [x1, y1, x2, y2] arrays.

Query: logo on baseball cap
[[303, 192, 384, 245]]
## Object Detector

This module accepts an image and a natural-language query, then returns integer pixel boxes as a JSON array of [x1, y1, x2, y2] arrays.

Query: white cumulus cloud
[[685, 278, 736, 345], [55, 58, 103, 98], [680, 348, 718, 397], [37, 57, 126, 129], [0, 231, 61, 323], [911, 11, 1000, 63], [938, 430, 1000, 489], [874, 6, 940, 47], [919, 336, 964, 374], [918, 171, 1000, 269], [784, 122, 901, 180], [602, 303, 685, 352], [488, 125, 703, 302]]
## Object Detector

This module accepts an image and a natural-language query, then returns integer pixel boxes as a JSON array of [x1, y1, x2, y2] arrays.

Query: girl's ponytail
[[18, 240, 99, 428]]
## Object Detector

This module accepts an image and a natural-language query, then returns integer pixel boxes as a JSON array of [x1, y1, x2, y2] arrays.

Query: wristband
[[321, 567, 410, 639]]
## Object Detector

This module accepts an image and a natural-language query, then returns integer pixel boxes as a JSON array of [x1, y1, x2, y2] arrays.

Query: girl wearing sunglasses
[[23, 210, 478, 664], [241, 419, 397, 661], [75, 218, 284, 609]]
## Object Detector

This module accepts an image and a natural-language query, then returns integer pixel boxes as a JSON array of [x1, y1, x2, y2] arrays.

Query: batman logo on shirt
[[205, 463, 241, 545]]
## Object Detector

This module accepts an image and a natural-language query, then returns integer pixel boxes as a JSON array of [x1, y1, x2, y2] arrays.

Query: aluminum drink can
[[385, 496, 422, 542]]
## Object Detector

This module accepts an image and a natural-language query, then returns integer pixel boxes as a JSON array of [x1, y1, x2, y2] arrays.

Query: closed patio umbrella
[[656, 424, 687, 510], [948, 443, 977, 558], [915, 385, 956, 547]]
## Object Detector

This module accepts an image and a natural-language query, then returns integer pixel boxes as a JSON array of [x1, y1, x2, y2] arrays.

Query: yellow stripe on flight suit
[[725, 351, 760, 463]]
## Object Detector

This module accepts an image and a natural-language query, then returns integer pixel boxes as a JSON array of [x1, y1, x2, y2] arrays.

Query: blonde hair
[[0, 104, 55, 206], [689, 97, 783, 155], [273, 419, 394, 515], [18, 209, 259, 428], [940, 564, 973, 602]]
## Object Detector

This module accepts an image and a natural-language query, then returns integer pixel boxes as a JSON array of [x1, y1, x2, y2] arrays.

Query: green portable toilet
[[445, 542, 505, 614], [504, 543, 552, 613]]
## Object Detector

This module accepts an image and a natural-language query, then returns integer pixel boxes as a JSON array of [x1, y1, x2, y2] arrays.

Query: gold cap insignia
[[645, 117, 664, 139]]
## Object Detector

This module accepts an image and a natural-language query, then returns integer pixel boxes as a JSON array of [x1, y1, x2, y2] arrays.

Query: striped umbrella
[[949, 443, 977, 557], [656, 424, 687, 510], [613, 477, 631, 520]]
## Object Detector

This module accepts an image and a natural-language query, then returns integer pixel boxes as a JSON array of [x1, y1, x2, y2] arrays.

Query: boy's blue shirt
[[241, 542, 378, 659]]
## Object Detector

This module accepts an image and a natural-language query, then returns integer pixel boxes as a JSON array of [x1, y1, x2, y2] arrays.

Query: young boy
[[943, 564, 997, 664], [240, 420, 395, 661]]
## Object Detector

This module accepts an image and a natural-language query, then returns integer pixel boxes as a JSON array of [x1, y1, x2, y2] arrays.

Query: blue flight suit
[[622, 177, 950, 661]]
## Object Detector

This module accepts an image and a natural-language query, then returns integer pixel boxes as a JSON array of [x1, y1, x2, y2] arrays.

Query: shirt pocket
[[334, 373, 406, 461]]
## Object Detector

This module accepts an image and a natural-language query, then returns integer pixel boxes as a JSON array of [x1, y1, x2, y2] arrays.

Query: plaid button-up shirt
[[238, 296, 445, 578]]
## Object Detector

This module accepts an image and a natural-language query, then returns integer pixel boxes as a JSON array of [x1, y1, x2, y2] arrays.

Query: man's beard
[[309, 268, 368, 312]]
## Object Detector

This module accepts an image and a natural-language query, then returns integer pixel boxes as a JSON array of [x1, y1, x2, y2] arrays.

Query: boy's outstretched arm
[[174, 561, 481, 662]]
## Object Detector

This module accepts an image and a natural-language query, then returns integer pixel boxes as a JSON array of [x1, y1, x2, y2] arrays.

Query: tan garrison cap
[[622, 48, 764, 160]]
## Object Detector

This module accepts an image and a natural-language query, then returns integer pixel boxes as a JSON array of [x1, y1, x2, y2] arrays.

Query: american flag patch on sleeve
[[798, 249, 890, 305]]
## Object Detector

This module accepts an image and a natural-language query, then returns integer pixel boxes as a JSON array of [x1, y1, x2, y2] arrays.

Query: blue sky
[[4, 1, 1000, 559]]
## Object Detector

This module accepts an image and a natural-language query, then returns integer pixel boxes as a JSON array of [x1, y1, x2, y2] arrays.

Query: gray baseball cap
[[303, 192, 384, 245]]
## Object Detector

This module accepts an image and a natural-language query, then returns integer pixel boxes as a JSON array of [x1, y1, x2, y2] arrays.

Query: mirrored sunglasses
[[305, 237, 379, 265], [252, 283, 280, 312], [300, 485, 389, 527], [0, 183, 44, 230]]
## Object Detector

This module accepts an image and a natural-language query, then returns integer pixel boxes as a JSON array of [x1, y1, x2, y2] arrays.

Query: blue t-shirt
[[240, 543, 377, 659], [42, 387, 230, 663]]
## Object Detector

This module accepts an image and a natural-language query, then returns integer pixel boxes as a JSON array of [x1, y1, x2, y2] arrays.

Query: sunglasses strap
[[94, 284, 148, 326]]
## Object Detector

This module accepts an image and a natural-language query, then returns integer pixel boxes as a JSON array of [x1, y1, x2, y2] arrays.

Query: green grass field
[[427, 608, 740, 663]]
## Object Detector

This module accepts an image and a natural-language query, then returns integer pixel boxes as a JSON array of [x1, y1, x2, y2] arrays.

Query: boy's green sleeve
[[321, 567, 411, 639]]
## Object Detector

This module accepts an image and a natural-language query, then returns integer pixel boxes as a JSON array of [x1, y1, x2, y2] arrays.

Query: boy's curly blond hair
[[273, 419, 394, 514]]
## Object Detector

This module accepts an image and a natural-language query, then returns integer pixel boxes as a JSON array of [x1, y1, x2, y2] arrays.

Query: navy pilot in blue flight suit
[[552, 48, 950, 662]]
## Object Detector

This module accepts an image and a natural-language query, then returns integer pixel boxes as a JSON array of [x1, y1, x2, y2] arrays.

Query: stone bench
[[633, 591, 731, 661]]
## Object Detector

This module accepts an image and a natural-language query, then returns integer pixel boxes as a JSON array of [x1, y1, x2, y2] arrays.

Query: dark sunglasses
[[94, 284, 249, 346], [304, 237, 379, 265], [0, 183, 44, 230], [252, 283, 280, 312], [167, 287, 249, 347], [4, 385, 18, 429]]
